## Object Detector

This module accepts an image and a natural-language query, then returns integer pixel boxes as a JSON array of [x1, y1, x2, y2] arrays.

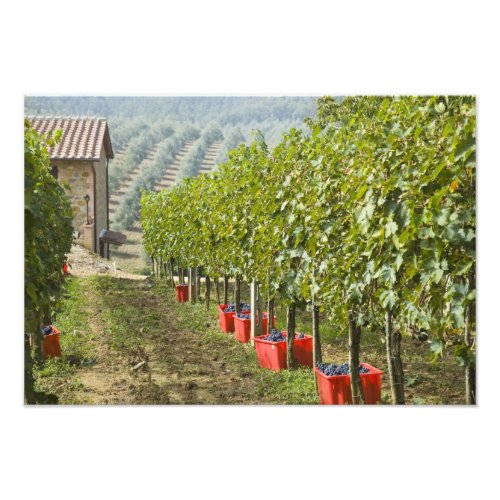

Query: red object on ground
[[42, 326, 62, 359], [314, 363, 383, 405], [176, 284, 189, 302], [254, 332, 313, 371], [233, 313, 277, 343], [217, 304, 251, 333], [63, 261, 72, 275]]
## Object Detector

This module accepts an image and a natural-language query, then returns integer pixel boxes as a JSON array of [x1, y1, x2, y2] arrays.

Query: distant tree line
[[25, 96, 317, 128]]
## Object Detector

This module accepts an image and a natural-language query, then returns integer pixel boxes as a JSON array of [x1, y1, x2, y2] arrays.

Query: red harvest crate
[[233, 313, 277, 343], [254, 332, 313, 371], [176, 284, 190, 302], [314, 363, 383, 405], [42, 326, 62, 359], [217, 304, 250, 333]]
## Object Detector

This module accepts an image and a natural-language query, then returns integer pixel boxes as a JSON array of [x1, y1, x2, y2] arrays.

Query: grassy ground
[[34, 274, 465, 405], [210, 279, 465, 404], [34, 276, 317, 404]]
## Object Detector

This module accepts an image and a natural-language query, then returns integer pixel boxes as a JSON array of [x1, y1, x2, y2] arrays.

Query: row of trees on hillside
[[109, 117, 173, 152], [114, 125, 200, 229], [108, 122, 176, 192], [177, 124, 224, 180], [214, 127, 246, 165], [141, 96, 476, 404]]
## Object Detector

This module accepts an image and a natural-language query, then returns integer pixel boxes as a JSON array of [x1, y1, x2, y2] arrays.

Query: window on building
[[50, 164, 59, 179]]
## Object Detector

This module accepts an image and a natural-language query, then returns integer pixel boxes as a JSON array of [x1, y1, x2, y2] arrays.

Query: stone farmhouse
[[27, 116, 114, 257]]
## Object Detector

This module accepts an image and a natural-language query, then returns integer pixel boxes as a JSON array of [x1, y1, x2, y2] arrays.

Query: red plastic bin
[[233, 313, 277, 343], [217, 304, 250, 333], [176, 284, 189, 303], [314, 363, 383, 405], [254, 332, 313, 371], [42, 326, 62, 359]]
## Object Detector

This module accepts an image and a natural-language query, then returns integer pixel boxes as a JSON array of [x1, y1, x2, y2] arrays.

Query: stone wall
[[54, 152, 109, 254], [54, 160, 95, 241]]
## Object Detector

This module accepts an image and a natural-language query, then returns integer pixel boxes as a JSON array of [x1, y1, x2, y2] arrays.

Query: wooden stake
[[205, 275, 211, 310], [235, 276, 241, 313], [312, 305, 322, 366], [197, 266, 202, 300], [215, 276, 221, 304], [223, 274, 229, 305], [250, 280, 258, 346], [286, 303, 297, 369], [348, 309, 365, 404], [385, 311, 405, 404]]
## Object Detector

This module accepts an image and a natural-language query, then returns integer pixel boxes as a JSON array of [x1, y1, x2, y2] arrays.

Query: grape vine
[[24, 119, 74, 402], [141, 96, 476, 404]]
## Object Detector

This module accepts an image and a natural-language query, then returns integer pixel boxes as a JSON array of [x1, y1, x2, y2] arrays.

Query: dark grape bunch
[[316, 362, 370, 376], [265, 329, 286, 342], [236, 312, 269, 320], [41, 326, 53, 335], [263, 330, 306, 342], [224, 302, 251, 313]]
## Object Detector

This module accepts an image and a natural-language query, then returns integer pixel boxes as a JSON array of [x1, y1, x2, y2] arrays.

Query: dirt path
[[59, 276, 262, 404], [52, 246, 266, 404], [67, 243, 145, 280]]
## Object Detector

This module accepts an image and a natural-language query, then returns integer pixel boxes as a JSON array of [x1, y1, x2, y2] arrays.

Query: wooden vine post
[[385, 311, 405, 404], [215, 276, 221, 304], [189, 267, 197, 303], [223, 274, 229, 305], [205, 274, 211, 310], [266, 269, 274, 334], [312, 305, 321, 391], [170, 258, 175, 288], [348, 309, 365, 404], [286, 303, 297, 369], [197, 266, 202, 300], [235, 276, 241, 313], [464, 273, 476, 404], [250, 280, 260, 346], [257, 284, 262, 336], [193, 267, 198, 303], [311, 267, 322, 369]]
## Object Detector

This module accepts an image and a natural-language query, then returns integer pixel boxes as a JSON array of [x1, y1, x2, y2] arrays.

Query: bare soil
[[87, 283, 257, 404], [50, 270, 265, 405], [67, 243, 146, 280]]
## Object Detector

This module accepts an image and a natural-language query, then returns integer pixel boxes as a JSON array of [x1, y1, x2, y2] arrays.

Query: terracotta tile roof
[[26, 116, 114, 160]]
